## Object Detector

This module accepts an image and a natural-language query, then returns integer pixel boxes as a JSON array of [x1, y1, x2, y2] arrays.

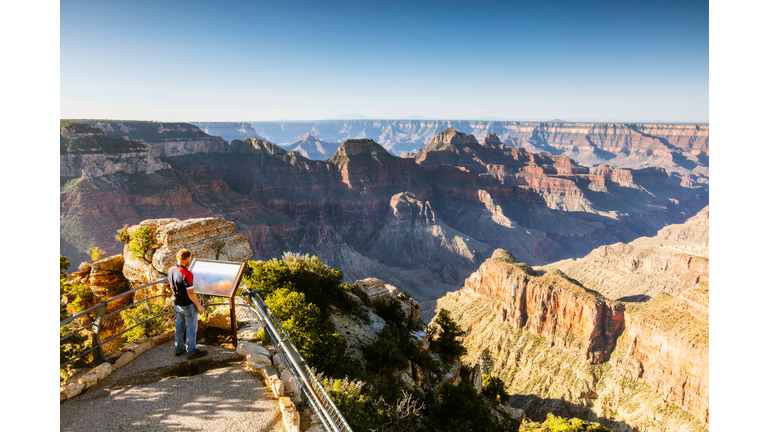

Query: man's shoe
[[187, 349, 208, 360], [175, 351, 185, 356]]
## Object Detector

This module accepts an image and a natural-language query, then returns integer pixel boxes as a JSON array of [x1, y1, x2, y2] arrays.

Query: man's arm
[[187, 288, 203, 314]]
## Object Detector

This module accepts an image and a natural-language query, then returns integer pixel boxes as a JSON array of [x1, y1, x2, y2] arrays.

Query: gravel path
[[60, 340, 285, 432]]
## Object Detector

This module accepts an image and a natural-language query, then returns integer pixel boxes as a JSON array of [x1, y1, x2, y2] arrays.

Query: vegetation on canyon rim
[[59, 248, 610, 431]]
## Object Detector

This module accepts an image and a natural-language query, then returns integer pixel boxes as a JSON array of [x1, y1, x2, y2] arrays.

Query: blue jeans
[[174, 304, 198, 356]]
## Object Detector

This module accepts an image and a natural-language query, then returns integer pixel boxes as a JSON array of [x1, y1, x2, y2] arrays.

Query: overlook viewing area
[[60, 276, 352, 432]]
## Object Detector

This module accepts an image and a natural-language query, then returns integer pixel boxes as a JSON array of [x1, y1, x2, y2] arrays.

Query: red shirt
[[169, 264, 194, 306]]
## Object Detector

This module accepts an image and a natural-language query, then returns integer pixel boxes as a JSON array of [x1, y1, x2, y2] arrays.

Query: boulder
[[444, 358, 461, 385], [236, 340, 271, 358], [78, 372, 98, 389], [237, 324, 265, 342], [151, 219, 252, 272], [351, 278, 392, 306], [121, 340, 151, 357], [279, 397, 300, 432], [154, 218, 236, 250], [469, 363, 482, 393], [64, 382, 85, 399], [208, 305, 235, 330], [92, 362, 112, 380], [398, 369, 416, 388], [113, 351, 135, 369], [412, 363, 424, 387], [245, 355, 272, 372], [122, 217, 253, 289], [91, 254, 125, 273]]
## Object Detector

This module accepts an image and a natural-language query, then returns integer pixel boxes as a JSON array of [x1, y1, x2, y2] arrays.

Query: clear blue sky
[[60, 0, 709, 123]]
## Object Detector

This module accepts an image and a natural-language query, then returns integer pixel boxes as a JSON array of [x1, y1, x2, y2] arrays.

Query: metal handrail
[[241, 285, 353, 432], [60, 278, 168, 326], [60, 277, 354, 431]]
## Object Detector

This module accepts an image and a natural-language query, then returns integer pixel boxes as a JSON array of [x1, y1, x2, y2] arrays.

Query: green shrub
[[265, 286, 351, 377], [520, 413, 610, 432], [60, 323, 91, 381], [129, 226, 153, 259], [90, 246, 105, 261], [59, 255, 91, 381], [60, 255, 72, 297], [244, 253, 345, 316], [120, 300, 168, 343], [434, 381, 500, 432], [115, 225, 130, 243], [69, 284, 95, 313], [428, 309, 467, 360], [482, 374, 510, 403], [364, 326, 411, 374]]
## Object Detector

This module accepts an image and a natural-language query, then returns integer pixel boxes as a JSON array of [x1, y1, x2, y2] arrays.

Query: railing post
[[90, 301, 108, 365]]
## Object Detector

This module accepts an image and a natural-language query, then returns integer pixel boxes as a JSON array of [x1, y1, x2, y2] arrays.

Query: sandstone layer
[[61, 123, 707, 318], [437, 289, 706, 432], [246, 120, 708, 185], [437, 208, 709, 429]]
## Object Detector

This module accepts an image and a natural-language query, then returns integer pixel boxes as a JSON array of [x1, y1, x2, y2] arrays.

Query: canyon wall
[[243, 120, 708, 185], [437, 209, 709, 429], [61, 122, 708, 322]]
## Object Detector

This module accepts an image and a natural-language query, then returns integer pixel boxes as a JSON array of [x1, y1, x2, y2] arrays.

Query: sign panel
[[187, 258, 246, 298]]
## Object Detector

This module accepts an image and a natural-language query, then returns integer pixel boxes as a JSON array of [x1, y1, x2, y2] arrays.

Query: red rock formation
[[468, 245, 709, 424], [612, 292, 709, 424], [464, 249, 624, 363]]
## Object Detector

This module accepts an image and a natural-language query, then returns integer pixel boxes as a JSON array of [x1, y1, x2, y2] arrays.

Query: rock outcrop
[[464, 249, 624, 363], [122, 217, 253, 289], [60, 123, 170, 179], [442, 212, 709, 430], [81, 120, 230, 158]]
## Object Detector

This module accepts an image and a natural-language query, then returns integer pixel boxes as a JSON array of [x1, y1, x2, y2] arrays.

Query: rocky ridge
[[190, 121, 263, 143], [61, 124, 707, 320], [246, 120, 708, 185], [283, 133, 340, 160]]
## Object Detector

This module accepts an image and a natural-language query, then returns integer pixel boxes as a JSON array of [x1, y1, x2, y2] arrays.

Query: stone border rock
[[235, 317, 326, 432], [60, 330, 175, 402]]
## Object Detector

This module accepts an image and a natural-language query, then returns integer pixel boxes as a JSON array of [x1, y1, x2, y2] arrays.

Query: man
[[169, 248, 207, 360]]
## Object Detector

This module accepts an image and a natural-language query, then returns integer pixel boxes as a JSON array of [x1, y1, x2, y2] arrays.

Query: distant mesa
[[189, 122, 264, 143]]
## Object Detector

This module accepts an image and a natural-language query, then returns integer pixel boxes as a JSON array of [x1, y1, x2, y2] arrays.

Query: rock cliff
[[61, 124, 707, 321], [463, 249, 624, 363], [74, 120, 230, 158], [437, 289, 706, 432], [436, 209, 709, 429], [247, 120, 708, 185], [60, 123, 170, 179], [190, 121, 263, 143]]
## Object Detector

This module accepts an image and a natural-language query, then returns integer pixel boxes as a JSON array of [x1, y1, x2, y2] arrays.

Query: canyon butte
[[60, 119, 709, 431]]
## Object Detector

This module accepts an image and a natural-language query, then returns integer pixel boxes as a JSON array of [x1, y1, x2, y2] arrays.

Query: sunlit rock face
[[61, 123, 706, 324]]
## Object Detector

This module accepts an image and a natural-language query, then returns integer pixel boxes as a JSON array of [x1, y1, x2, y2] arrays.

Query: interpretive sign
[[187, 258, 246, 348], [188, 258, 246, 298]]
